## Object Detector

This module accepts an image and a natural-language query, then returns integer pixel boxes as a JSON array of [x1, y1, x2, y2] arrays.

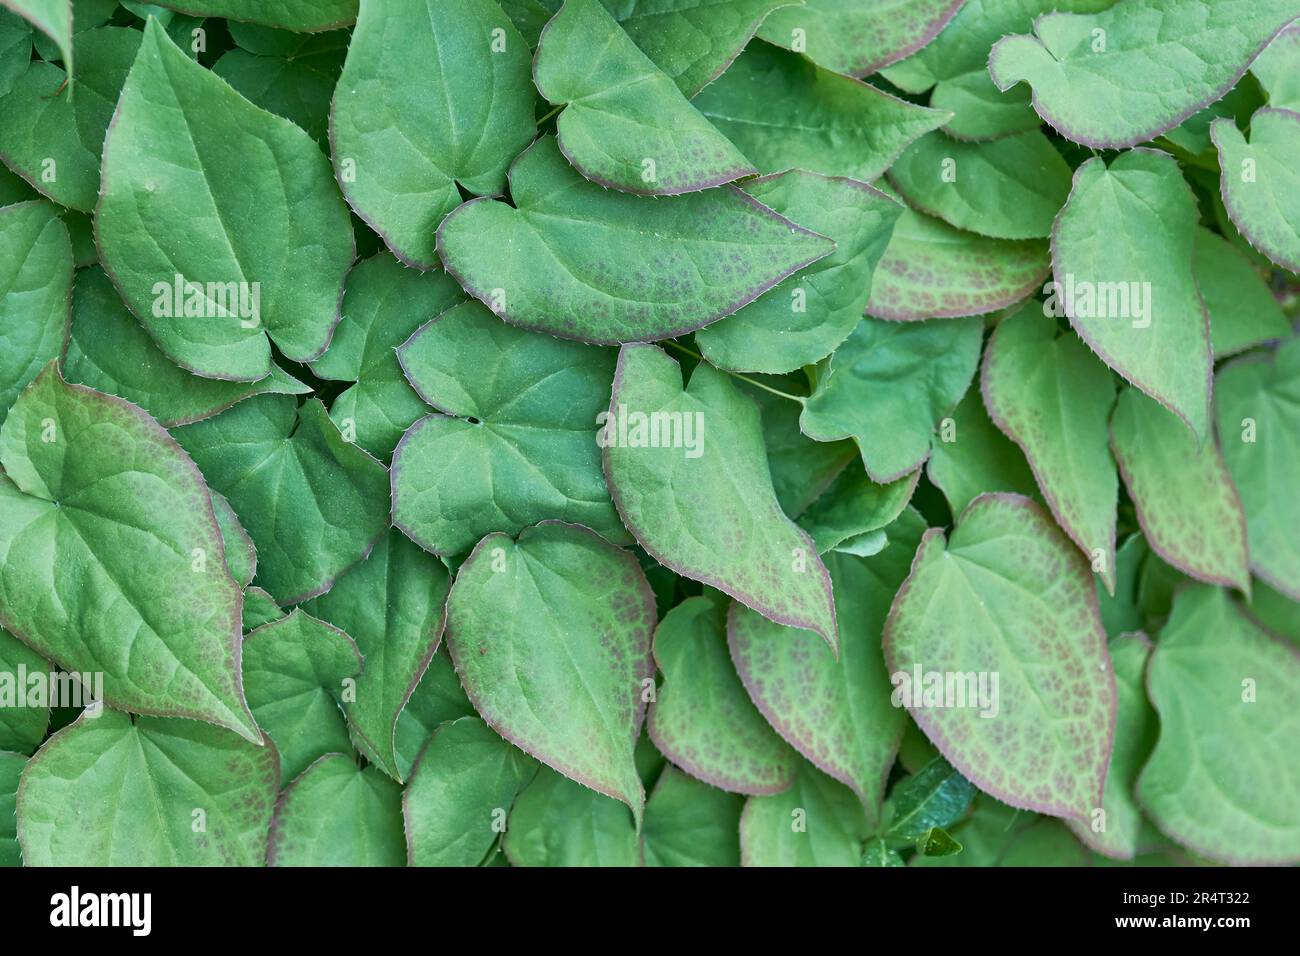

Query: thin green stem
[[661, 340, 807, 405], [537, 103, 564, 125]]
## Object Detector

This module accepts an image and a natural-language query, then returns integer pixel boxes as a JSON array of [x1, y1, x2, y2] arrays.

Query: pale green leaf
[[641, 765, 742, 867], [739, 759, 868, 866], [268, 754, 405, 866], [1212, 108, 1300, 274]]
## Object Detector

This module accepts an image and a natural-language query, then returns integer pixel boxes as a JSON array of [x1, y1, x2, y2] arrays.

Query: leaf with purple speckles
[[988, 0, 1300, 149], [437, 136, 832, 345], [604, 344, 838, 648], [1212, 108, 1300, 275], [883, 493, 1117, 825], [445, 522, 656, 819], [647, 592, 797, 795]]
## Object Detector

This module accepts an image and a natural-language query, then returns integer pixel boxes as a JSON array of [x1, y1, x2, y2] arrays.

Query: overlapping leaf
[[268, 754, 405, 866], [1211, 108, 1300, 274]]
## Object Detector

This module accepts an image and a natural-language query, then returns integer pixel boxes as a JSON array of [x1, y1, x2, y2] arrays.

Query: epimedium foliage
[[0, 0, 1297, 870]]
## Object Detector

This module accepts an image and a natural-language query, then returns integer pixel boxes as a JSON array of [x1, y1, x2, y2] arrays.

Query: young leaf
[[173, 394, 391, 605], [730, 522, 923, 808], [0, 365, 258, 740], [1214, 339, 1300, 601], [392, 300, 625, 555], [153, 0, 358, 31], [757, 0, 966, 77], [534, 0, 754, 195], [310, 253, 466, 460], [887, 130, 1073, 240], [800, 316, 983, 483], [605, 344, 837, 646], [268, 754, 405, 866], [303, 529, 451, 782], [865, 203, 1049, 321], [1195, 228, 1290, 359], [17, 709, 278, 865], [641, 765, 743, 867], [648, 593, 797, 795], [445, 522, 656, 818], [241, 586, 284, 632], [796, 464, 918, 555], [404, 716, 539, 866], [0, 628, 49, 752], [241, 609, 361, 782], [694, 41, 950, 183], [1211, 108, 1300, 274], [1110, 387, 1250, 592], [882, 757, 975, 841], [437, 136, 832, 344], [981, 304, 1118, 593], [695, 170, 904, 374], [97, 19, 354, 382], [63, 268, 310, 428], [504, 764, 639, 866], [883, 493, 1117, 824], [331, 0, 535, 268], [739, 759, 868, 866], [926, 386, 1039, 520], [1137, 586, 1300, 865], [1050, 149, 1212, 439], [988, 0, 1300, 149], [0, 201, 72, 429]]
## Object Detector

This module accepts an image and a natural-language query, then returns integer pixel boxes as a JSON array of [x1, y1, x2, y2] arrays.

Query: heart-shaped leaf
[[267, 754, 405, 866], [1212, 108, 1300, 274]]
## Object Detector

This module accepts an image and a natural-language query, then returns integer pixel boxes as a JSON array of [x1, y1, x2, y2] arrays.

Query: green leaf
[[392, 300, 625, 554], [445, 522, 655, 818], [241, 608, 361, 782], [1110, 387, 1250, 593], [0, 627, 49, 752], [17, 709, 278, 865], [0, 162, 39, 206], [757, 389, 856, 519], [739, 759, 868, 866], [605, 344, 837, 646], [696, 170, 903, 374], [211, 44, 344, 145], [152, 0, 357, 31], [0, 750, 21, 866], [915, 826, 962, 857], [861, 838, 906, 866], [865, 202, 1049, 321], [641, 765, 743, 867], [801, 316, 983, 483], [1195, 226, 1291, 360], [98, 19, 354, 381], [0, 26, 139, 212], [0, 365, 259, 740], [331, 0, 535, 268], [173, 394, 391, 605], [1, 1, 72, 80], [926, 385, 1039, 520], [694, 40, 950, 183], [1137, 586, 1300, 864], [268, 754, 405, 866], [224, 21, 349, 57], [887, 130, 1073, 240], [883, 493, 1117, 823], [981, 304, 1118, 593], [1214, 339, 1300, 601], [0, 9, 32, 99], [437, 136, 832, 344], [0, 201, 72, 430], [1067, 632, 1156, 859], [730, 527, 921, 807], [304, 529, 451, 782], [882, 756, 975, 840], [1212, 108, 1300, 274], [797, 463, 918, 554], [310, 253, 465, 460], [1050, 149, 1212, 439], [241, 586, 283, 632], [394, 646, 475, 779], [988, 0, 1300, 149], [404, 716, 539, 866], [212, 490, 255, 588], [1252, 21, 1300, 112], [1246, 579, 1300, 645], [63, 268, 310, 428], [534, 0, 754, 195], [504, 764, 639, 865], [648, 593, 797, 794], [757, 0, 965, 77]]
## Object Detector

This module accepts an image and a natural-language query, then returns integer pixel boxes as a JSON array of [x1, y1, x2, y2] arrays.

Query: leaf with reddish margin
[[1068, 632, 1156, 860], [730, 512, 924, 809], [883, 493, 1116, 824], [988, 0, 1300, 149], [1050, 149, 1212, 440], [739, 759, 868, 866], [445, 522, 656, 819], [1110, 387, 1250, 593], [437, 136, 832, 345], [981, 303, 1118, 594], [648, 592, 797, 795], [757, 0, 967, 77], [1137, 586, 1300, 865], [1214, 338, 1300, 601], [1212, 108, 1300, 275], [800, 316, 983, 484], [0, 364, 259, 741], [268, 754, 405, 866], [604, 344, 837, 648], [865, 203, 1049, 321]]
